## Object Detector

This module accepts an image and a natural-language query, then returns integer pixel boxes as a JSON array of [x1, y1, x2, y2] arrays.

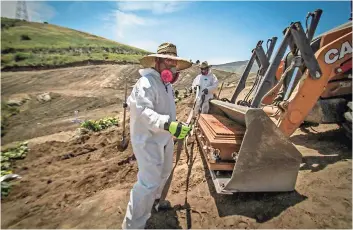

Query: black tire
[[342, 101, 352, 140]]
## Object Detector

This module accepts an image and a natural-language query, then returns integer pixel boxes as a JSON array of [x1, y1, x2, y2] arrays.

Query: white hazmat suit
[[122, 68, 176, 229], [192, 70, 219, 114]]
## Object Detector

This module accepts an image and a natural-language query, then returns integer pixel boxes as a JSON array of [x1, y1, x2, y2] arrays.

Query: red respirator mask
[[161, 67, 179, 84], [201, 68, 209, 76], [159, 59, 179, 84]]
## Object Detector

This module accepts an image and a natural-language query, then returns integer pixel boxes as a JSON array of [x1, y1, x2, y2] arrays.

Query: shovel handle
[[122, 77, 128, 137]]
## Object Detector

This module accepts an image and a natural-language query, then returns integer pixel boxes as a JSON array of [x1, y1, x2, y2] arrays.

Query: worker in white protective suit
[[122, 42, 192, 229], [192, 61, 219, 114]]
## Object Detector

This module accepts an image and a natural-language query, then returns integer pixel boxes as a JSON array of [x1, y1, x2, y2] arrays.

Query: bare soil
[[1, 65, 351, 229]]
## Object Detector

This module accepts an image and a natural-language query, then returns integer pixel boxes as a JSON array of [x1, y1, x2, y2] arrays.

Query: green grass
[[1, 101, 20, 137], [1, 17, 151, 68], [1, 53, 144, 67], [81, 117, 118, 132], [1, 141, 28, 197]]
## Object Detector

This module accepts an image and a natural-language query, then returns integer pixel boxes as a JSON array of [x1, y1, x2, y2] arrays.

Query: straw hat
[[140, 42, 192, 71], [199, 61, 212, 69]]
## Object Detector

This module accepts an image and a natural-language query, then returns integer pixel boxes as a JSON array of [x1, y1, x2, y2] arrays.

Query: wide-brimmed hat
[[199, 61, 212, 69], [139, 42, 192, 71]]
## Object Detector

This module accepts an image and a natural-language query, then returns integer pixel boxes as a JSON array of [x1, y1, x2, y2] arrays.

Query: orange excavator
[[194, 8, 352, 194]]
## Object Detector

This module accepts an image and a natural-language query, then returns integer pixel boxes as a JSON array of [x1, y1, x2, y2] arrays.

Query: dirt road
[[1, 65, 351, 229]]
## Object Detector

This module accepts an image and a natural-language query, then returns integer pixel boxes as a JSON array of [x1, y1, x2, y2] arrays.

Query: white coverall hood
[[192, 70, 219, 114], [127, 68, 176, 145], [122, 68, 176, 229]]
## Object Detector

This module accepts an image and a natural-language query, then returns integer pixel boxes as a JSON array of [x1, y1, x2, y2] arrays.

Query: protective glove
[[202, 88, 208, 95], [164, 121, 191, 139], [122, 102, 128, 108]]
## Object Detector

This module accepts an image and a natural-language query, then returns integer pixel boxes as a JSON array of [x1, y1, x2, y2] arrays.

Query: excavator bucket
[[195, 100, 302, 194]]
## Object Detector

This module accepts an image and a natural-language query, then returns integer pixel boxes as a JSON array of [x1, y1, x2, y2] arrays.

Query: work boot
[[154, 200, 171, 212]]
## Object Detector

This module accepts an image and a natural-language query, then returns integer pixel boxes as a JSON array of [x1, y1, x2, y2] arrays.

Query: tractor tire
[[342, 101, 352, 140]]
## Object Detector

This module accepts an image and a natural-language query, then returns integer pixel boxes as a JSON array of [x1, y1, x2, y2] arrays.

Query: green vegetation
[[81, 117, 118, 132], [1, 17, 151, 69], [1, 142, 28, 197], [1, 102, 20, 137]]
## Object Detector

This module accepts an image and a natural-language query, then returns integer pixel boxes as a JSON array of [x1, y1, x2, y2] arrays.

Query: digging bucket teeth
[[196, 100, 302, 193]]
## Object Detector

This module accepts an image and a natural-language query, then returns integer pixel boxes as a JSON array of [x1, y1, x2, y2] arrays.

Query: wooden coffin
[[197, 114, 246, 170]]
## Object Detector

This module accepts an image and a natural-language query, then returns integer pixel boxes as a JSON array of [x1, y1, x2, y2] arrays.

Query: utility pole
[[15, 1, 29, 21]]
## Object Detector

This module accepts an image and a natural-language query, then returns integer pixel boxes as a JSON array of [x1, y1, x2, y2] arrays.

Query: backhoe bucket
[[196, 100, 302, 194]]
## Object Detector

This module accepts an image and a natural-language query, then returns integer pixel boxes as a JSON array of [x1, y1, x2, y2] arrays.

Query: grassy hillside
[[213, 60, 259, 74], [1, 17, 150, 69]]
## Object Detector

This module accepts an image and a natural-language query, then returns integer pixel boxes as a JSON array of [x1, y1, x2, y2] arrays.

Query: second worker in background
[[192, 61, 219, 114]]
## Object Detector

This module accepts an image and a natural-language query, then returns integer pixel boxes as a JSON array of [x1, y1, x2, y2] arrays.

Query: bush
[[1, 141, 29, 197], [43, 21, 49, 24], [1, 55, 12, 64], [1, 102, 20, 137], [14, 53, 30, 62], [1, 21, 15, 30], [20, 34, 31, 40], [81, 117, 118, 132]]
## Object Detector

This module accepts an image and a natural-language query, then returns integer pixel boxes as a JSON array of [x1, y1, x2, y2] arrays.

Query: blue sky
[[1, 1, 351, 64]]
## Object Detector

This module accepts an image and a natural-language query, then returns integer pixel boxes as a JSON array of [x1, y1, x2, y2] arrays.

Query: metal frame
[[230, 37, 278, 103], [251, 9, 323, 108]]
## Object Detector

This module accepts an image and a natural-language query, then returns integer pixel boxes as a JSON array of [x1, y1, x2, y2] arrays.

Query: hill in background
[[1, 17, 150, 70], [212, 60, 259, 74]]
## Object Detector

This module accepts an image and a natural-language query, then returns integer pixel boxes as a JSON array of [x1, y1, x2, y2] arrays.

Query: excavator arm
[[192, 9, 351, 194], [264, 26, 352, 137]]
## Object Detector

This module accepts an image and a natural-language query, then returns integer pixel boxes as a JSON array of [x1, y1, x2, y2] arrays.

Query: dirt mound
[[1, 65, 137, 145], [1, 92, 119, 145], [1, 65, 351, 229], [1, 126, 138, 228], [1, 64, 239, 145]]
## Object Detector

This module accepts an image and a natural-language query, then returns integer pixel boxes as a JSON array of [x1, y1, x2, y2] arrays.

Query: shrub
[[81, 117, 118, 132], [1, 55, 12, 64], [1, 141, 29, 197], [14, 53, 30, 62], [20, 34, 31, 40]]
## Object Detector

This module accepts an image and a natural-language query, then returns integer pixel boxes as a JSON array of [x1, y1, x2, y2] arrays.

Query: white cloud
[[1, 1, 56, 22], [117, 1, 189, 14], [99, 1, 190, 47], [116, 10, 146, 38], [104, 10, 158, 38], [107, 1, 188, 39]]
